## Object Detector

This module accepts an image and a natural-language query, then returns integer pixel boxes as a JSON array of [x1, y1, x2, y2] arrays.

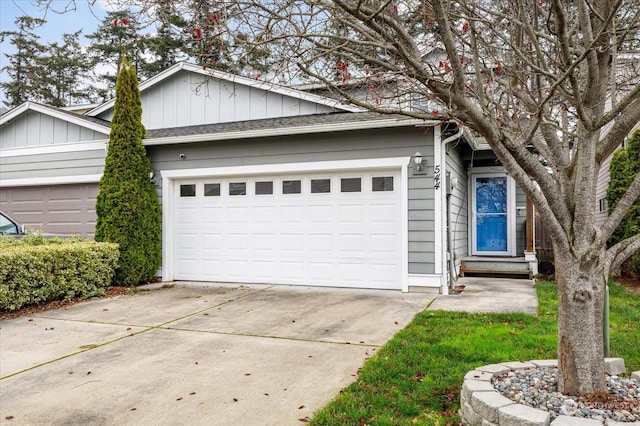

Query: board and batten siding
[[445, 142, 468, 272], [0, 111, 105, 150], [0, 150, 105, 181], [96, 70, 337, 130], [149, 126, 438, 275]]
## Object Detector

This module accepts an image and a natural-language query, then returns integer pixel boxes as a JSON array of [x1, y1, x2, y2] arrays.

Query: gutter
[[143, 118, 441, 146], [443, 126, 464, 289]]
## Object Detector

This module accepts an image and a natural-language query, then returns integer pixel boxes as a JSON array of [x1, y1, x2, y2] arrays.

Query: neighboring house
[[595, 52, 640, 226], [595, 124, 640, 227], [0, 62, 535, 293]]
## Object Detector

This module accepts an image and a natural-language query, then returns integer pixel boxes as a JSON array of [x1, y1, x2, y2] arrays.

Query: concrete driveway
[[0, 282, 435, 426]]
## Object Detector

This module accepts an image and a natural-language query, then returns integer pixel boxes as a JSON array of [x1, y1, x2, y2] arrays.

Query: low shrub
[[0, 238, 119, 311]]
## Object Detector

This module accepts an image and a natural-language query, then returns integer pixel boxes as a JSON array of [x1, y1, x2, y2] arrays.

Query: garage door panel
[[202, 260, 223, 280], [177, 208, 198, 225], [308, 261, 335, 285], [370, 203, 398, 223], [202, 233, 223, 250], [226, 260, 250, 279], [281, 205, 304, 222], [226, 206, 250, 222], [309, 233, 333, 252], [338, 234, 367, 254], [309, 205, 333, 223], [177, 233, 197, 249], [173, 170, 403, 289], [338, 262, 367, 284], [281, 261, 305, 281], [371, 264, 399, 286], [371, 234, 399, 254], [281, 233, 305, 253], [339, 204, 365, 223], [226, 233, 249, 250], [253, 233, 277, 251], [252, 260, 277, 280], [202, 207, 223, 223], [0, 184, 98, 237]]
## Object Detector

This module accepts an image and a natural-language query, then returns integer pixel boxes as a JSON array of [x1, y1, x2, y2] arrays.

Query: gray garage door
[[0, 183, 99, 237]]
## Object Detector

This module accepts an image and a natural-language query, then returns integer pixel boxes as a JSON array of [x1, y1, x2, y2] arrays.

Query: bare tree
[[44, 0, 640, 396], [171, 0, 640, 396]]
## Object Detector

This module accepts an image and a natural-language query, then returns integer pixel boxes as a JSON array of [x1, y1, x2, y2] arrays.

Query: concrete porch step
[[460, 257, 533, 279]]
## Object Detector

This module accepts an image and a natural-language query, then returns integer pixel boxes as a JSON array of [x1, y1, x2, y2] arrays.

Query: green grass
[[309, 281, 640, 426]]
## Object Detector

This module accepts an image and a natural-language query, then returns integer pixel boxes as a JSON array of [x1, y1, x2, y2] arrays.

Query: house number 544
[[434, 165, 441, 190]]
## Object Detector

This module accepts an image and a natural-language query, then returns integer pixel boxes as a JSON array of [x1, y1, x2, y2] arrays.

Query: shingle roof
[[145, 111, 431, 140]]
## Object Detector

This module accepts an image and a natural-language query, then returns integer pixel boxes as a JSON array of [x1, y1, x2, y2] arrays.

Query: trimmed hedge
[[0, 236, 119, 311]]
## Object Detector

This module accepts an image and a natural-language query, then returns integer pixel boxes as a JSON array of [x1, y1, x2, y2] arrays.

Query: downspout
[[442, 126, 464, 289]]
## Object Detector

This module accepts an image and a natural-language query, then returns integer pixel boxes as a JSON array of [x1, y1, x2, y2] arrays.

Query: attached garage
[[0, 183, 99, 237], [162, 159, 409, 290]]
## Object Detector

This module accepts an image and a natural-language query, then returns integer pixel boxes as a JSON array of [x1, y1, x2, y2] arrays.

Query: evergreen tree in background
[[1, 16, 98, 108], [142, 1, 189, 77], [0, 16, 46, 108], [87, 10, 148, 100], [95, 56, 161, 286], [607, 130, 640, 278], [39, 31, 98, 107]]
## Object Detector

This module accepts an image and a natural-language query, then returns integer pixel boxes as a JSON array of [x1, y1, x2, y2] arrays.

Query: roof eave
[[0, 102, 111, 135], [143, 117, 439, 146]]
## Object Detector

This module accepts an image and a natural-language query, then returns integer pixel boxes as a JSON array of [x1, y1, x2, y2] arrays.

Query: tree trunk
[[555, 251, 608, 395]]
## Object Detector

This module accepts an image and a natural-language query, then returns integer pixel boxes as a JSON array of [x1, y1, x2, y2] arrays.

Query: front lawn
[[309, 281, 640, 425]]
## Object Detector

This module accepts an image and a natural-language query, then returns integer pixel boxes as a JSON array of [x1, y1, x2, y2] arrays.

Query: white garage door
[[173, 170, 403, 289]]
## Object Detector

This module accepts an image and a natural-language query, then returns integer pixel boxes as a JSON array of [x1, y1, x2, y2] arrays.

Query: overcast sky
[[0, 0, 109, 107]]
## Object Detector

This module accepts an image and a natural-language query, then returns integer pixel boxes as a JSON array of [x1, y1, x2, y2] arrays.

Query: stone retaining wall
[[460, 358, 640, 426]]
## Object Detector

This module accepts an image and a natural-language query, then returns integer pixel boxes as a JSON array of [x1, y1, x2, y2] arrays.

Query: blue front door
[[474, 176, 509, 254]]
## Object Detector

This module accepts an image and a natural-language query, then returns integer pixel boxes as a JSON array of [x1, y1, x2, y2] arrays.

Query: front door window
[[472, 174, 514, 255]]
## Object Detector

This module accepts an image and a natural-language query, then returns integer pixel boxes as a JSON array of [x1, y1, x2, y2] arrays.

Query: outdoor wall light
[[413, 151, 425, 172]]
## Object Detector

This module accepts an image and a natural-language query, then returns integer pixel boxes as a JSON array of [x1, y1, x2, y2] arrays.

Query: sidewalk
[[427, 276, 538, 314]]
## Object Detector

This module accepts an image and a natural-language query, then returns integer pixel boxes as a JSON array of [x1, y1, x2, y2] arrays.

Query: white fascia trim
[[0, 140, 107, 158], [0, 174, 102, 187], [161, 156, 410, 179], [463, 128, 491, 151], [162, 174, 175, 282], [144, 118, 438, 146], [401, 157, 409, 293], [161, 156, 411, 285], [433, 125, 444, 276], [0, 102, 111, 135], [408, 274, 444, 287], [88, 62, 363, 117]]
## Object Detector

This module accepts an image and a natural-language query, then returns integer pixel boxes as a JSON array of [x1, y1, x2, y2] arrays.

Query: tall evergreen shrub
[[606, 129, 640, 278], [95, 56, 161, 285]]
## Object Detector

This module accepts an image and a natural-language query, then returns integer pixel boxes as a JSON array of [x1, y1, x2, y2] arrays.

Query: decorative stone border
[[460, 358, 640, 426]]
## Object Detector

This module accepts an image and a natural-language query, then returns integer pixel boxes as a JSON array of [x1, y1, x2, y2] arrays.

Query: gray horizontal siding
[[149, 126, 436, 275], [446, 142, 468, 270], [0, 149, 105, 180], [595, 149, 617, 226], [0, 111, 105, 149]]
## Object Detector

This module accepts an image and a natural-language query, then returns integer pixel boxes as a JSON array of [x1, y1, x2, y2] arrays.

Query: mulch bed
[[0, 286, 130, 320]]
